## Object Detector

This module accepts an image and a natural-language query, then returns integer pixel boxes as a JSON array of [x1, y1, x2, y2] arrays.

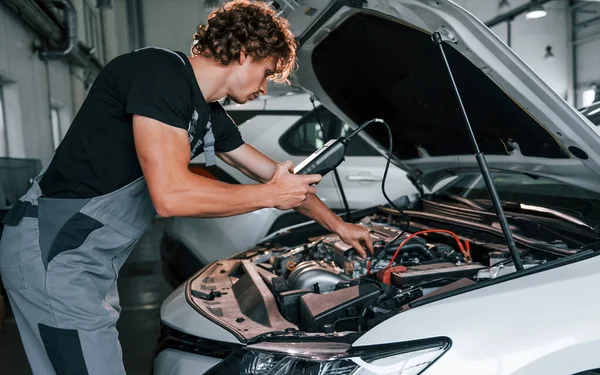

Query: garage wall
[[135, 0, 570, 99], [104, 0, 131, 59], [572, 2, 600, 107], [455, 0, 569, 100], [0, 3, 72, 162], [0, 1, 129, 165], [140, 0, 210, 54]]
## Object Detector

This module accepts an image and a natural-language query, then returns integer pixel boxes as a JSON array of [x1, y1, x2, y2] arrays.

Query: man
[[0, 1, 373, 374]]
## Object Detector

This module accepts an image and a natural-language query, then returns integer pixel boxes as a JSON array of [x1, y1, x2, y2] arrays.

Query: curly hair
[[191, 0, 298, 84]]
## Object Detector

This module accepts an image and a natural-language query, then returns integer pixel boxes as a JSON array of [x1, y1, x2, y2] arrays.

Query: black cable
[[369, 232, 402, 272], [309, 96, 352, 222], [342, 117, 412, 229], [296, 107, 412, 263], [364, 119, 411, 269], [378, 119, 411, 233]]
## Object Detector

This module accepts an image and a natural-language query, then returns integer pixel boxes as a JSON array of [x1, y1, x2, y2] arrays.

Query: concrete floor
[[0, 220, 175, 375]]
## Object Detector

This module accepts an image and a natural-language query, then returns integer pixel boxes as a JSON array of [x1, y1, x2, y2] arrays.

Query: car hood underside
[[285, 0, 600, 193]]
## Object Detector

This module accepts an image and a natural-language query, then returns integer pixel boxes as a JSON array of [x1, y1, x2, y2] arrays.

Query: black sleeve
[[124, 50, 193, 130], [211, 103, 245, 152]]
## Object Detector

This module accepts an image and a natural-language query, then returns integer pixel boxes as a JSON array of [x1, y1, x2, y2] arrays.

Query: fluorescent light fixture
[[526, 3, 547, 19], [583, 89, 596, 108]]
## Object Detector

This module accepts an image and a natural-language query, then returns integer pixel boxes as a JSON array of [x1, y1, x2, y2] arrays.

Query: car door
[[278, 106, 417, 210]]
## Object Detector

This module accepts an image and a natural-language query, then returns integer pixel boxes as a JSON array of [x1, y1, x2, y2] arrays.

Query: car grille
[[155, 323, 241, 359]]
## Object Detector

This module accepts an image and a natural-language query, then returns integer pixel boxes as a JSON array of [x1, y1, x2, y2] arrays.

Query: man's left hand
[[335, 223, 374, 258]]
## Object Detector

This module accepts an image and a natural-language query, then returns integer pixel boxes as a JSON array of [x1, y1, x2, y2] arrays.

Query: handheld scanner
[[294, 138, 347, 176]]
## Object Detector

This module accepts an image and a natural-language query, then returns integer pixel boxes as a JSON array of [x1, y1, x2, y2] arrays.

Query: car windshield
[[433, 172, 600, 220]]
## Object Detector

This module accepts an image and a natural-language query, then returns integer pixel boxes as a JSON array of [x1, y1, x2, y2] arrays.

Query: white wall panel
[[0, 4, 74, 164], [141, 0, 209, 54], [573, 2, 600, 107], [456, 0, 569, 99]]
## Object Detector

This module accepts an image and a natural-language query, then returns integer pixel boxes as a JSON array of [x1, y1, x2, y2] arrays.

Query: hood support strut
[[432, 31, 524, 271]]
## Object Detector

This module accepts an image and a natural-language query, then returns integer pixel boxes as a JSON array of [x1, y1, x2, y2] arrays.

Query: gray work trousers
[[0, 176, 156, 374]]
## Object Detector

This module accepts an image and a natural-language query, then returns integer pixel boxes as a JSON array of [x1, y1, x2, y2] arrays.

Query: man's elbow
[[153, 197, 175, 218], [146, 174, 186, 217], [150, 189, 179, 218]]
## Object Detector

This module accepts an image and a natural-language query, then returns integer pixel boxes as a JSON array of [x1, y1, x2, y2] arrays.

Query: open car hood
[[279, 0, 600, 193]]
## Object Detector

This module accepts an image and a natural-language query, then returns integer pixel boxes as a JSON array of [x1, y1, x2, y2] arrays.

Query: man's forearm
[[156, 174, 275, 218], [294, 193, 344, 233], [219, 144, 341, 229]]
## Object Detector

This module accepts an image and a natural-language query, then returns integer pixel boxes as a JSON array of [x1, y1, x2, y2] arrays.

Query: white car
[[154, 1, 600, 374], [580, 101, 600, 125], [160, 92, 417, 286]]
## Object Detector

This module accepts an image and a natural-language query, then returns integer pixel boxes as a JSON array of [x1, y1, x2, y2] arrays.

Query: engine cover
[[299, 283, 380, 332]]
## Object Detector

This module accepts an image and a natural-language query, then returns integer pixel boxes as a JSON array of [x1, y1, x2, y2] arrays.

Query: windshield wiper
[[438, 193, 488, 211], [434, 194, 599, 235], [503, 203, 599, 234]]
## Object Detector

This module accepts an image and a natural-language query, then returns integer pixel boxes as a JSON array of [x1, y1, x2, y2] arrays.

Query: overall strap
[[175, 51, 217, 166]]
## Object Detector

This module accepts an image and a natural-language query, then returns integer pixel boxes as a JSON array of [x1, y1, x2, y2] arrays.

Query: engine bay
[[186, 208, 566, 341]]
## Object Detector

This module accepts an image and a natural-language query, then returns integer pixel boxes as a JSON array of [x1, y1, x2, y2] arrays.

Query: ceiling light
[[526, 2, 547, 20], [582, 87, 596, 108]]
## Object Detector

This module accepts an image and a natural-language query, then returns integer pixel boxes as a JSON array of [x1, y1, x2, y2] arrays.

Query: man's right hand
[[268, 161, 322, 210]]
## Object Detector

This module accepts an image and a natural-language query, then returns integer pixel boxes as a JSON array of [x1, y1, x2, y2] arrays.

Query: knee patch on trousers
[[39, 323, 89, 375]]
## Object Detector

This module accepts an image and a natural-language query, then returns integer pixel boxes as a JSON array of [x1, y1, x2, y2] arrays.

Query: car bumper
[[154, 348, 222, 375]]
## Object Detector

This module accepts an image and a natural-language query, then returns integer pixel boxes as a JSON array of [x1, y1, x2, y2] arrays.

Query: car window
[[280, 106, 380, 157], [588, 113, 600, 125], [437, 173, 600, 219], [581, 102, 600, 126]]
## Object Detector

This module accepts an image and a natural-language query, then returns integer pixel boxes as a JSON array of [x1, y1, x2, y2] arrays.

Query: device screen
[[293, 139, 338, 174]]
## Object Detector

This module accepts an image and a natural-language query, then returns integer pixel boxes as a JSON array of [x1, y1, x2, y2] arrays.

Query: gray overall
[[0, 48, 216, 374]]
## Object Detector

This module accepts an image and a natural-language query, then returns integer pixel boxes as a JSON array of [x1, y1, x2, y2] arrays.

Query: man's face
[[227, 53, 277, 104]]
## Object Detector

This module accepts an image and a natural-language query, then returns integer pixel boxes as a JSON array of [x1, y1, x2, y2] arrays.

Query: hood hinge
[[435, 26, 458, 44]]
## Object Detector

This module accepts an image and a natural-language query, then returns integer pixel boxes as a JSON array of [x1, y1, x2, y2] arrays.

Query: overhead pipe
[[2, 0, 101, 75], [39, 0, 76, 60], [574, 15, 600, 29], [485, 0, 554, 28], [1, 0, 63, 40]]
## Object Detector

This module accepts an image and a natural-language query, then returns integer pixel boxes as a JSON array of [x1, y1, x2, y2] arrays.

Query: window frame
[[0, 85, 8, 157], [51, 106, 61, 150], [278, 105, 381, 157], [83, 1, 105, 63]]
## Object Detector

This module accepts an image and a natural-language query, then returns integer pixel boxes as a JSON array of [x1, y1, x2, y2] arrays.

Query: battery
[[390, 262, 486, 288]]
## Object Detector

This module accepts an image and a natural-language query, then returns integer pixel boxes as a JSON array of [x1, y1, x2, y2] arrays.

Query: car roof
[[222, 92, 316, 125]]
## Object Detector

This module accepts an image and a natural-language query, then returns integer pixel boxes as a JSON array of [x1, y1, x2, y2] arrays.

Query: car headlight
[[208, 337, 451, 375]]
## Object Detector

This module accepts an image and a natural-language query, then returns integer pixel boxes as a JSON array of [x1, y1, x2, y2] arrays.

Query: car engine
[[228, 211, 550, 334]]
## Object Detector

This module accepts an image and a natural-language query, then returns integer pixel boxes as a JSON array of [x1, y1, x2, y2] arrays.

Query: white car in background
[[160, 92, 418, 286], [580, 101, 600, 125], [154, 1, 600, 375]]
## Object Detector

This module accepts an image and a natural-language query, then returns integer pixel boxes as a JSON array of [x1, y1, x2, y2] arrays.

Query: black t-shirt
[[39, 47, 244, 198]]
